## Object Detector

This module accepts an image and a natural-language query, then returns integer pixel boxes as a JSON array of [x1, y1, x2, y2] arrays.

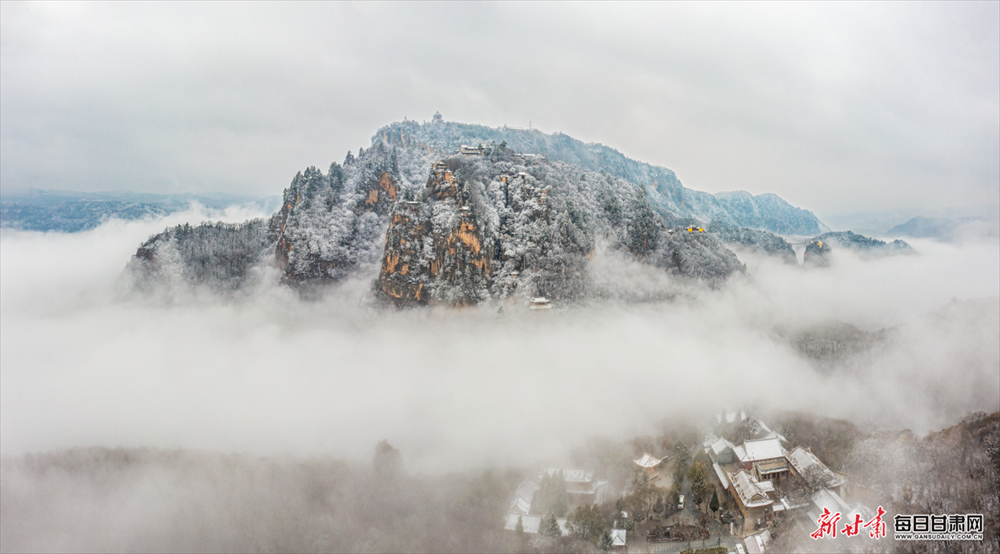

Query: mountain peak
[[373, 119, 824, 236]]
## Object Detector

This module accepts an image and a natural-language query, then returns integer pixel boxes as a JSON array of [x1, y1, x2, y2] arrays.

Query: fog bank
[[1, 215, 998, 473]]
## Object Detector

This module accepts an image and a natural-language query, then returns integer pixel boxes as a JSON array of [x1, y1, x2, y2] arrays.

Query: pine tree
[[710, 490, 720, 516], [653, 493, 665, 516], [534, 470, 569, 517], [552, 470, 569, 517], [688, 461, 709, 508], [673, 440, 691, 487], [599, 529, 614, 552], [567, 504, 610, 543], [668, 483, 681, 511], [533, 472, 551, 515], [539, 511, 562, 539]]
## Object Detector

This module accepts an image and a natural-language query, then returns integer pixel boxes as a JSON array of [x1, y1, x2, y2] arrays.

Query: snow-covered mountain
[[125, 119, 842, 305], [376, 120, 826, 235]]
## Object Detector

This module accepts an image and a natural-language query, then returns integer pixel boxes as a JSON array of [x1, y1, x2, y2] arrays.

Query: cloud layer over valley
[[2, 214, 997, 475]]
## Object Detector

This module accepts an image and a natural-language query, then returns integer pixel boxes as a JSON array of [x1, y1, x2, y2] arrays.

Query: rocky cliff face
[[802, 239, 832, 267], [377, 161, 494, 307], [269, 149, 407, 286], [125, 120, 799, 303], [373, 146, 744, 307]]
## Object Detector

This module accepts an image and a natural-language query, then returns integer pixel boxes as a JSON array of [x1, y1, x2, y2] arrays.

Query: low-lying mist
[[2, 211, 998, 552], [2, 210, 997, 474]]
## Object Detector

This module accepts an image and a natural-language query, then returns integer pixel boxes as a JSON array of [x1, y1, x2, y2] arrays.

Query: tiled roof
[[634, 453, 666, 468], [730, 469, 773, 508], [786, 447, 844, 487], [740, 438, 784, 462]]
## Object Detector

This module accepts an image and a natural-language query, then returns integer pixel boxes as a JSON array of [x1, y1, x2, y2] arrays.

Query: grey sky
[[2, 2, 997, 217]]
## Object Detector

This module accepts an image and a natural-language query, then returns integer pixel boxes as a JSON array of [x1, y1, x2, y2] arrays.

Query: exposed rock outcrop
[[123, 120, 791, 304], [373, 148, 744, 307], [377, 162, 494, 307]]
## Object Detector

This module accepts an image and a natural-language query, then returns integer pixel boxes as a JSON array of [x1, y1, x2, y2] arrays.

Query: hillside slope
[[375, 120, 826, 235], [126, 119, 853, 302]]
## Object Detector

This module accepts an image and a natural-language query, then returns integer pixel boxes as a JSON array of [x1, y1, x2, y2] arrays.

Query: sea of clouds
[[1, 208, 997, 474]]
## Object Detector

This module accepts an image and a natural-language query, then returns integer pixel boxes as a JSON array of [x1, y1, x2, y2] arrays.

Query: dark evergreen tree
[[567, 504, 609, 543], [688, 461, 710, 508], [720, 509, 735, 525], [552, 471, 569, 517], [533, 470, 569, 517], [672, 440, 691, 487], [599, 530, 614, 552], [539, 511, 562, 539], [668, 483, 681, 511]]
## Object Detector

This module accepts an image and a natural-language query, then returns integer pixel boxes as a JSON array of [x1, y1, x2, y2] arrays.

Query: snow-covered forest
[[376, 120, 826, 235], [123, 120, 911, 304]]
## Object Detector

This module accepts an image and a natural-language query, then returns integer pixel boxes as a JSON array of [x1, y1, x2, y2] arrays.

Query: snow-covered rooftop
[[505, 513, 539, 533], [634, 453, 666, 468], [740, 438, 785, 462], [510, 496, 531, 515], [544, 468, 592, 483], [756, 421, 787, 444], [708, 437, 736, 458], [810, 487, 870, 522], [712, 462, 731, 490], [730, 470, 773, 509], [591, 481, 609, 503], [508, 480, 536, 515], [716, 410, 747, 424], [504, 513, 569, 535], [743, 530, 771, 554], [786, 447, 844, 488], [611, 529, 627, 546], [733, 445, 746, 461]]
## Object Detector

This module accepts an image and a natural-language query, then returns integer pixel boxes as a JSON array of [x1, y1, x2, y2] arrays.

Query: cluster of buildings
[[503, 468, 611, 537], [703, 411, 870, 542], [501, 410, 868, 553], [457, 143, 548, 163]]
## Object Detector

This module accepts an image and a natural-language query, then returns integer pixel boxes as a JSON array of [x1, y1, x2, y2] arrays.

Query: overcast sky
[[2, 2, 997, 218]]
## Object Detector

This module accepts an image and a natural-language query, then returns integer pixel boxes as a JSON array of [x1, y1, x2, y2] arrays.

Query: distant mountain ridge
[[886, 216, 999, 242], [0, 189, 281, 232], [375, 120, 826, 235], [1, 200, 167, 233]]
